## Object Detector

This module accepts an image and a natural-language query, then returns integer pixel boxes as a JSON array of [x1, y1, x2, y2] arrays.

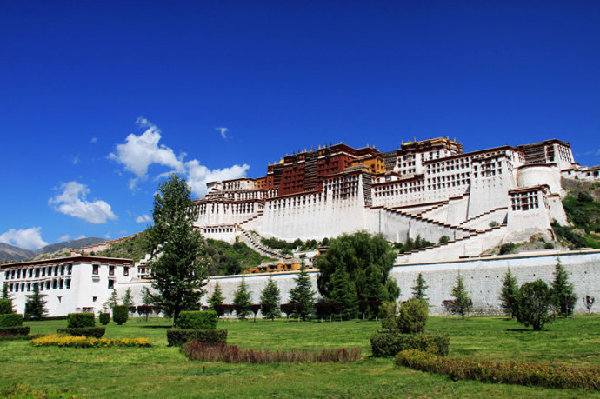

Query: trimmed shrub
[[177, 310, 217, 330], [0, 299, 13, 314], [99, 313, 110, 325], [396, 299, 428, 334], [181, 342, 362, 363], [395, 349, 600, 390], [57, 327, 105, 338], [0, 313, 23, 328], [32, 334, 151, 348], [68, 313, 95, 328], [113, 305, 129, 325], [166, 328, 228, 347], [0, 327, 30, 337], [370, 331, 449, 357]]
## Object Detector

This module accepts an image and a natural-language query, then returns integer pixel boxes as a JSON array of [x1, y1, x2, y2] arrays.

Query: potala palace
[[194, 137, 596, 262], [3, 137, 600, 316]]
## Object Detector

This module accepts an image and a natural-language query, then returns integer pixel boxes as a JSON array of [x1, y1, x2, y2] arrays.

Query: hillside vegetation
[[553, 182, 600, 249], [95, 230, 273, 275]]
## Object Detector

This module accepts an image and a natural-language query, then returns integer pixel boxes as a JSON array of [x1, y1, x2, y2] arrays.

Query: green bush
[[56, 328, 106, 338], [99, 313, 110, 325], [166, 328, 228, 347], [543, 242, 555, 249], [177, 310, 218, 330], [395, 349, 600, 390], [370, 331, 449, 357], [0, 327, 30, 337], [113, 305, 129, 325], [516, 280, 553, 330], [0, 313, 23, 328], [0, 299, 13, 314], [67, 313, 95, 328], [396, 299, 428, 334]]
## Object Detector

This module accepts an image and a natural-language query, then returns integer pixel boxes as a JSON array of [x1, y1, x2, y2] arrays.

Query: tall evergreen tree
[[24, 283, 47, 319], [233, 279, 252, 319], [2, 283, 11, 299], [122, 288, 134, 308], [499, 269, 519, 318], [289, 263, 315, 321], [552, 260, 577, 317], [450, 274, 472, 318], [411, 273, 429, 301], [260, 277, 281, 320], [208, 283, 225, 310], [144, 174, 208, 326], [328, 267, 358, 320]]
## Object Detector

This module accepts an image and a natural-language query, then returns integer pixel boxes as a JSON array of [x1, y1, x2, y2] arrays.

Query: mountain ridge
[[0, 237, 106, 262]]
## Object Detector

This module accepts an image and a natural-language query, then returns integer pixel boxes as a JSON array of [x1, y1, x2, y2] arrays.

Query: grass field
[[2, 316, 600, 398]]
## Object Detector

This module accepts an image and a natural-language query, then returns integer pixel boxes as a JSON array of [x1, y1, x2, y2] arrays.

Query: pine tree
[[499, 269, 519, 318], [328, 267, 357, 320], [24, 283, 47, 320], [289, 263, 315, 321], [450, 274, 472, 318], [411, 273, 429, 302], [144, 174, 208, 326], [104, 289, 119, 309], [208, 283, 225, 311], [260, 277, 281, 320], [122, 288, 134, 308], [233, 279, 252, 319], [552, 260, 577, 317]]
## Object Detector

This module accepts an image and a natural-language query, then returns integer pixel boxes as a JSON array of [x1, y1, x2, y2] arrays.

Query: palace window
[[92, 264, 99, 275]]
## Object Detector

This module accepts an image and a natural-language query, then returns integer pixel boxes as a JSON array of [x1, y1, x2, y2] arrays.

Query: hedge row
[[0, 327, 30, 337], [67, 313, 95, 328], [182, 342, 361, 363], [0, 314, 23, 328], [167, 329, 227, 347], [177, 310, 217, 330], [370, 331, 449, 357], [395, 349, 600, 390], [57, 328, 105, 338], [0, 299, 13, 314], [31, 334, 151, 348]]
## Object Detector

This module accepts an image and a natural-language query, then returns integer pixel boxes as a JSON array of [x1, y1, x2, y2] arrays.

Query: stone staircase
[[236, 225, 286, 259]]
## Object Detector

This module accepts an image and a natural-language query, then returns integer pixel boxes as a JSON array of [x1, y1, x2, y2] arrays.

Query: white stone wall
[[518, 165, 563, 195]]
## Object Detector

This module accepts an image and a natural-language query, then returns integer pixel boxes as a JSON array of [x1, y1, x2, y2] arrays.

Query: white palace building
[[194, 137, 597, 263]]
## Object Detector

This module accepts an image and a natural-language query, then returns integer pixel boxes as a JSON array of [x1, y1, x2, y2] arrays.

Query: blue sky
[[1, 1, 599, 249]]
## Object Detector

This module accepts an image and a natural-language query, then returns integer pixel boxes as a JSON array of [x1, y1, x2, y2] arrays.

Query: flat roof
[[1, 255, 133, 269]]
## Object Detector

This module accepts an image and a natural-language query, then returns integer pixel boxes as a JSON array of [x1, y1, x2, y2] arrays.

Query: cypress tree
[[233, 279, 252, 319], [411, 273, 429, 302], [328, 267, 358, 320], [24, 283, 47, 320], [260, 277, 281, 320], [122, 288, 134, 308], [208, 283, 225, 310], [289, 263, 315, 321], [499, 269, 519, 318], [552, 260, 577, 317], [450, 274, 472, 318]]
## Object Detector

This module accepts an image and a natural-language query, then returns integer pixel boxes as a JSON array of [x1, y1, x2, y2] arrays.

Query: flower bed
[[182, 342, 361, 363], [395, 349, 600, 390], [31, 334, 151, 348]]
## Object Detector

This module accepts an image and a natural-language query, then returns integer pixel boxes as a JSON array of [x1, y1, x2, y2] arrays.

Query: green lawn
[[2, 316, 600, 398]]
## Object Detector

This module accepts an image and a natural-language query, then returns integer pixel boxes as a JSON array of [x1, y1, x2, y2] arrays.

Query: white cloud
[[0, 227, 47, 250], [49, 182, 117, 223], [111, 118, 250, 197], [91, 137, 98, 144], [136, 214, 152, 224], [216, 127, 229, 139], [72, 156, 79, 165], [109, 117, 184, 185], [58, 234, 71, 242]]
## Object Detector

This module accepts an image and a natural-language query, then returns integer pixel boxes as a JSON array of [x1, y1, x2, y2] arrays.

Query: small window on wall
[[57, 296, 62, 303], [109, 266, 115, 276], [123, 267, 129, 277], [65, 279, 71, 289], [92, 264, 99, 275], [92, 296, 97, 302], [108, 280, 114, 289]]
